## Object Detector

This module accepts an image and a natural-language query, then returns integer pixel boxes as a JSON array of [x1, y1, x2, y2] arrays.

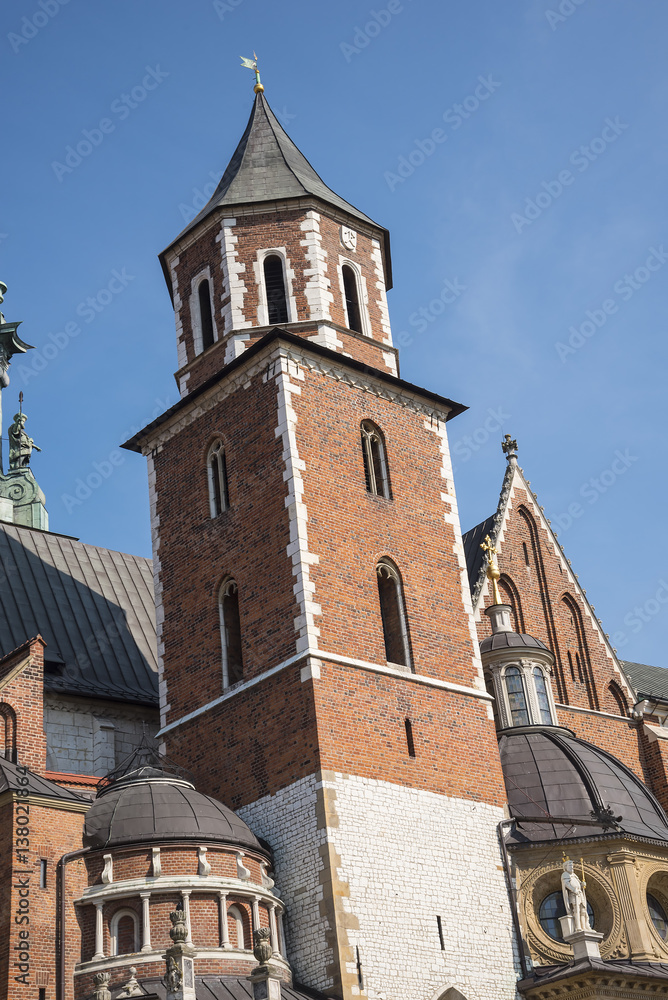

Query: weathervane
[[240, 53, 264, 94], [481, 534, 502, 606]]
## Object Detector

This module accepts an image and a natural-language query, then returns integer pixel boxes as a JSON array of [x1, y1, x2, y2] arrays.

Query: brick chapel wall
[[0, 799, 87, 1000], [0, 638, 47, 775]]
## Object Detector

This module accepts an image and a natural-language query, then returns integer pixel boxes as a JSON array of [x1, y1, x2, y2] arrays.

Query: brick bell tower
[[125, 80, 517, 1000]]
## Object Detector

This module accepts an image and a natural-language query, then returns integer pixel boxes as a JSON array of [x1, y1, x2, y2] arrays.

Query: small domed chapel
[[1, 75, 668, 1000]]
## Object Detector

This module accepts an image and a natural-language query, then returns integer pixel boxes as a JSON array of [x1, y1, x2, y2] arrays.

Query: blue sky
[[2, 0, 666, 667]]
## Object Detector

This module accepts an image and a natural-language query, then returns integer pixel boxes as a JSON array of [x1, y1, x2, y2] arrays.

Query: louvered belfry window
[[263, 255, 289, 324]]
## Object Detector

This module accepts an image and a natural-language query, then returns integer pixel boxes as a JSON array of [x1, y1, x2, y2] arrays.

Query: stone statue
[[561, 858, 590, 931], [8, 411, 40, 470], [93, 971, 112, 1000]]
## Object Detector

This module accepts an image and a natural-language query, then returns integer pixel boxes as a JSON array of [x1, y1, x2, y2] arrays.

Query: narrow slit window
[[264, 255, 288, 324], [522, 542, 530, 566], [198, 279, 215, 351], [404, 718, 416, 757], [436, 915, 446, 950], [361, 422, 391, 498], [207, 440, 229, 517], [505, 667, 530, 726], [376, 561, 412, 670], [220, 579, 243, 688], [342, 264, 363, 333], [39, 859, 47, 889]]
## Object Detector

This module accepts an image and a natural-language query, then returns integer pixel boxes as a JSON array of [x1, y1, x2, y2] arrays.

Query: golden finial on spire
[[240, 53, 264, 93], [481, 534, 502, 606]]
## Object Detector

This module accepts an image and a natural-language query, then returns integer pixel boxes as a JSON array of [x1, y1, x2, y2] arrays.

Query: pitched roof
[[0, 522, 158, 704], [0, 756, 85, 802], [163, 93, 392, 287], [622, 660, 668, 701], [463, 513, 496, 598]]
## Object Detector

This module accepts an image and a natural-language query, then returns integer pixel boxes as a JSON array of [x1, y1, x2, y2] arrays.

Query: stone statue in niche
[[561, 858, 590, 931], [8, 410, 40, 469]]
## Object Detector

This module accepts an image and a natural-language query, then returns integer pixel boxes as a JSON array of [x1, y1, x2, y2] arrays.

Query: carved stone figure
[[8, 411, 40, 469], [164, 955, 182, 991], [562, 859, 590, 931]]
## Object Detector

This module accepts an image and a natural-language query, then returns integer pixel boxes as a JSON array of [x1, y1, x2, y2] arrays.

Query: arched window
[[376, 560, 412, 670], [110, 908, 138, 956], [263, 255, 288, 324], [219, 579, 243, 688], [533, 667, 553, 725], [198, 279, 215, 351], [342, 264, 363, 333], [361, 422, 391, 499], [539, 891, 594, 940], [607, 681, 628, 717], [648, 892, 668, 939], [0, 703, 17, 762], [505, 667, 529, 726], [228, 905, 246, 950], [207, 440, 229, 517]]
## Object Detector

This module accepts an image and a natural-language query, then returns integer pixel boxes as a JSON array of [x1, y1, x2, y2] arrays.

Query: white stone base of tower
[[239, 772, 519, 1000]]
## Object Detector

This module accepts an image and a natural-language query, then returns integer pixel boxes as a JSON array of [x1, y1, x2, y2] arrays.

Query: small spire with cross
[[502, 434, 518, 462], [481, 533, 502, 605]]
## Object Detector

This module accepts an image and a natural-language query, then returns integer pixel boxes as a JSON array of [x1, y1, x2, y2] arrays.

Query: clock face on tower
[[340, 226, 357, 252]]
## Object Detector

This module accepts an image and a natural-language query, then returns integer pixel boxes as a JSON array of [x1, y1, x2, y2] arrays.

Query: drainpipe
[[57, 847, 90, 1000]]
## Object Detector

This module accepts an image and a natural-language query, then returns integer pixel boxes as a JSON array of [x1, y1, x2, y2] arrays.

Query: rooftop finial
[[241, 52, 264, 94], [481, 534, 502, 606], [502, 434, 518, 462]]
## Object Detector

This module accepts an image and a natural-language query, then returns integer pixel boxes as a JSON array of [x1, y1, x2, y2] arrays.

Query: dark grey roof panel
[[0, 757, 85, 802], [166, 94, 392, 287], [0, 523, 157, 704], [463, 514, 496, 594], [480, 631, 548, 653], [500, 726, 668, 844], [520, 958, 668, 990], [83, 777, 263, 852], [118, 976, 329, 999], [622, 660, 668, 701]]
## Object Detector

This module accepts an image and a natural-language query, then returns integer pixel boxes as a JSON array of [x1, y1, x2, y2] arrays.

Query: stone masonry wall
[[44, 693, 158, 776]]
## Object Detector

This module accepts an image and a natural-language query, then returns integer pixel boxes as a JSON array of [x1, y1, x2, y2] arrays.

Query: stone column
[[218, 892, 230, 949], [140, 892, 152, 952], [607, 851, 657, 959], [181, 890, 193, 945], [277, 909, 287, 958], [268, 903, 279, 956], [93, 901, 105, 961], [251, 896, 261, 935]]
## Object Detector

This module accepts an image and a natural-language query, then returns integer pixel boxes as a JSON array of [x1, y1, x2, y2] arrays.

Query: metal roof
[[120, 976, 329, 999], [0, 756, 85, 802], [622, 659, 668, 701], [163, 93, 392, 288], [463, 513, 496, 593], [500, 725, 668, 844], [0, 522, 158, 704], [480, 631, 549, 653], [518, 958, 668, 991]]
